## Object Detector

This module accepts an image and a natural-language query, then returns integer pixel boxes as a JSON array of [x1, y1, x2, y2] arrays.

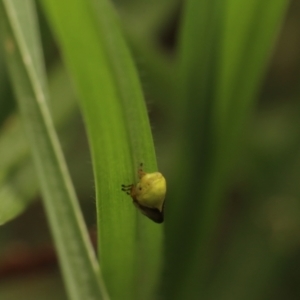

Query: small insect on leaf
[[121, 163, 166, 223]]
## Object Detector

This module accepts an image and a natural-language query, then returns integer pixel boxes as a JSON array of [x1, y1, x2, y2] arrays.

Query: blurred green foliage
[[1, 0, 300, 299]]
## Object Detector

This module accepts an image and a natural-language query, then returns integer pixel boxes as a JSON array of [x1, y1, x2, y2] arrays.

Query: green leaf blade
[[1, 0, 108, 299], [164, 0, 289, 299], [40, 0, 163, 299]]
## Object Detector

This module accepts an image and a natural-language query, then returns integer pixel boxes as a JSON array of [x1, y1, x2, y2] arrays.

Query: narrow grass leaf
[[0, 1, 108, 299], [40, 0, 163, 299], [0, 64, 78, 225], [164, 0, 289, 299]]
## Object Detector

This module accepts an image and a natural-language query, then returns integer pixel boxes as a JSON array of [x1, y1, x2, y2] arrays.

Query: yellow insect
[[121, 163, 166, 223]]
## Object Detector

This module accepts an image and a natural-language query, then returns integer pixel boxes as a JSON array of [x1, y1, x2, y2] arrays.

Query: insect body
[[121, 164, 166, 223]]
